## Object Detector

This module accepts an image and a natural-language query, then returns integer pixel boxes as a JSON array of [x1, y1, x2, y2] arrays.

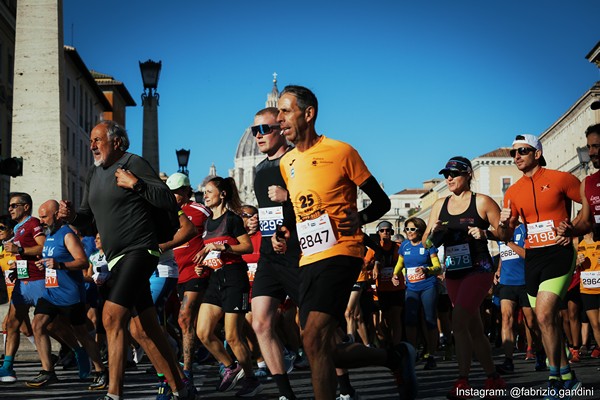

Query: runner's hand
[[58, 200, 75, 222], [556, 219, 573, 237], [468, 226, 485, 240], [392, 274, 400, 286], [554, 234, 572, 247], [268, 185, 288, 203], [272, 226, 289, 254], [339, 208, 361, 236], [115, 168, 139, 190], [499, 200, 512, 228]]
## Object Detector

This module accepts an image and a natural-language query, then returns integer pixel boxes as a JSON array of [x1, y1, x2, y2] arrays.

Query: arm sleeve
[[393, 251, 405, 276], [359, 176, 391, 224], [427, 253, 442, 275]]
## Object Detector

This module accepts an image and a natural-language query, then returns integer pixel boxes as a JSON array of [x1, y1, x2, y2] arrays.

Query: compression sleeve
[[358, 176, 391, 224], [427, 254, 442, 275], [393, 254, 405, 276]]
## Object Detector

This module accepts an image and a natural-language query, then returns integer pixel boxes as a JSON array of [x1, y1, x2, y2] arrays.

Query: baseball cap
[[512, 134, 546, 167], [438, 156, 472, 175], [166, 172, 190, 190]]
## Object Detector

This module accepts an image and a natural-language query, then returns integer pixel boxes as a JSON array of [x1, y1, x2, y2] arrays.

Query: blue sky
[[63, 0, 600, 194]]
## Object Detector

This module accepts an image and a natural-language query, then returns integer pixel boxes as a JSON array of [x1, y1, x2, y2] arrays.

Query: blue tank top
[[400, 240, 438, 291], [498, 224, 526, 286], [42, 225, 85, 306]]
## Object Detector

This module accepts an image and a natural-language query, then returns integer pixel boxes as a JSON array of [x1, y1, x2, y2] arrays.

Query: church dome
[[235, 127, 261, 159]]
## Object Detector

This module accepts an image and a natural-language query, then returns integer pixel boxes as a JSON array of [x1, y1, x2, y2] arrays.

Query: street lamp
[[577, 146, 591, 176], [140, 59, 162, 172], [176, 149, 190, 176]]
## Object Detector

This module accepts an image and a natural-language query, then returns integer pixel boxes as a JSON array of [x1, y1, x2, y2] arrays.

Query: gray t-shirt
[[76, 152, 178, 262]]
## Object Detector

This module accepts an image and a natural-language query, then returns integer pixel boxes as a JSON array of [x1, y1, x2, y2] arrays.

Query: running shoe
[[26, 370, 58, 388], [591, 347, 600, 358], [424, 355, 437, 370], [525, 348, 535, 361], [156, 377, 172, 400], [337, 393, 362, 400], [447, 377, 473, 400], [0, 367, 16, 383], [173, 378, 198, 400], [235, 376, 263, 397], [283, 348, 296, 374], [388, 342, 418, 400], [88, 369, 109, 390], [562, 371, 581, 400], [133, 345, 145, 364], [569, 348, 580, 363], [293, 351, 310, 369], [578, 345, 588, 357], [217, 362, 245, 392], [75, 347, 91, 379], [495, 358, 514, 374], [535, 349, 548, 371], [254, 366, 270, 382], [483, 374, 506, 400], [543, 379, 563, 400]]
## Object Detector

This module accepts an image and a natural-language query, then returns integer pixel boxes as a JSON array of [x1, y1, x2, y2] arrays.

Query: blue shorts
[[11, 279, 45, 306], [149, 274, 177, 324]]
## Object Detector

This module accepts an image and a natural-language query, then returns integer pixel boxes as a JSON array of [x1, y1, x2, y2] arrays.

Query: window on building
[[71, 131, 75, 156], [72, 85, 76, 108], [7, 53, 12, 86], [404, 203, 410, 208], [502, 177, 512, 193], [79, 85, 83, 128], [66, 78, 70, 102], [66, 126, 70, 151]]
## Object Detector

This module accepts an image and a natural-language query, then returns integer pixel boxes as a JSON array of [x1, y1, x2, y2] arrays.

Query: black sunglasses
[[379, 229, 391, 233], [251, 124, 280, 136], [0, 225, 8, 231], [241, 212, 256, 218], [509, 147, 536, 158], [443, 171, 466, 179]]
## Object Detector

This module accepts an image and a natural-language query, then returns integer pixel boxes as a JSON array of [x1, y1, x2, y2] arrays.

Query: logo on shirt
[[541, 184, 550, 192]]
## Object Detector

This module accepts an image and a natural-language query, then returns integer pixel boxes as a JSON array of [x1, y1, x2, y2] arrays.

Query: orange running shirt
[[503, 168, 581, 249], [280, 136, 372, 266], [578, 239, 600, 295]]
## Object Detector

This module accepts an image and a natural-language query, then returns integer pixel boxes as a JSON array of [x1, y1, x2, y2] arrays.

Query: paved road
[[1, 302, 599, 399]]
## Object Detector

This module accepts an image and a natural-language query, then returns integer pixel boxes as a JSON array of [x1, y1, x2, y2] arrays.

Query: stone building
[[0, 0, 15, 208]]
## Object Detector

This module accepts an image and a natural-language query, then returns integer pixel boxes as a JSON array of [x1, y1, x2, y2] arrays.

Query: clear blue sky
[[64, 0, 600, 194]]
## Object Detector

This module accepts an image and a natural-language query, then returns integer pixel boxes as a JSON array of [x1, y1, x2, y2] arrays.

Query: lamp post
[[577, 146, 591, 177], [140, 59, 162, 173], [176, 148, 190, 176]]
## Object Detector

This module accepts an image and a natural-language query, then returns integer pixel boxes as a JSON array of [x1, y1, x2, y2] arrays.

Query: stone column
[[10, 0, 65, 208], [142, 94, 159, 173]]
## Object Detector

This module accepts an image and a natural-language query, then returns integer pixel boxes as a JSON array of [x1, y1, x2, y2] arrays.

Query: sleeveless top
[[202, 211, 246, 269], [438, 193, 493, 279]]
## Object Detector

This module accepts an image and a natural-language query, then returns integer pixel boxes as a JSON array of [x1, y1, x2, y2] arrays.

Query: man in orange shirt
[[272, 85, 416, 400], [502, 134, 581, 397]]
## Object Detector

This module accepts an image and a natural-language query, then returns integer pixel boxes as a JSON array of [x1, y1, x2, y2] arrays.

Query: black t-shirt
[[254, 152, 301, 259]]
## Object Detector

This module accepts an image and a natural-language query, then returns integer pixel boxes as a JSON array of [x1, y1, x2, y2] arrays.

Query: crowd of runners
[[0, 84, 598, 400]]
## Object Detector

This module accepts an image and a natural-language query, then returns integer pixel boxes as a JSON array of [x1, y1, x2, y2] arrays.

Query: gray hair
[[99, 120, 130, 151]]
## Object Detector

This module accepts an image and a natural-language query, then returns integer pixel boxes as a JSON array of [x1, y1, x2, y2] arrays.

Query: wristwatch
[[132, 179, 146, 193], [223, 243, 231, 253]]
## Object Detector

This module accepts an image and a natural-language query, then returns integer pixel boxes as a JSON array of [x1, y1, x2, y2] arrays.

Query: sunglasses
[[404, 227, 418, 232], [0, 225, 8, 231], [442, 171, 465, 179], [8, 203, 25, 210], [251, 124, 280, 136], [241, 212, 256, 218], [379, 229, 391, 233], [509, 147, 536, 158]]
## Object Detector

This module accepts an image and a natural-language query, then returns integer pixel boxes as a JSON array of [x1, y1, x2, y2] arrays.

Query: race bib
[[581, 271, 600, 289], [202, 250, 224, 270], [247, 263, 258, 282], [445, 243, 472, 271], [4, 270, 14, 287], [595, 215, 600, 224], [45, 268, 58, 288], [379, 266, 394, 282], [499, 243, 519, 261], [16, 260, 29, 279], [526, 220, 556, 248], [406, 267, 426, 283], [259, 206, 284, 237], [157, 263, 178, 278], [296, 213, 337, 256]]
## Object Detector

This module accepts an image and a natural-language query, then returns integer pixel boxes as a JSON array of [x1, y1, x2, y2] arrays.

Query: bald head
[[39, 200, 60, 232]]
